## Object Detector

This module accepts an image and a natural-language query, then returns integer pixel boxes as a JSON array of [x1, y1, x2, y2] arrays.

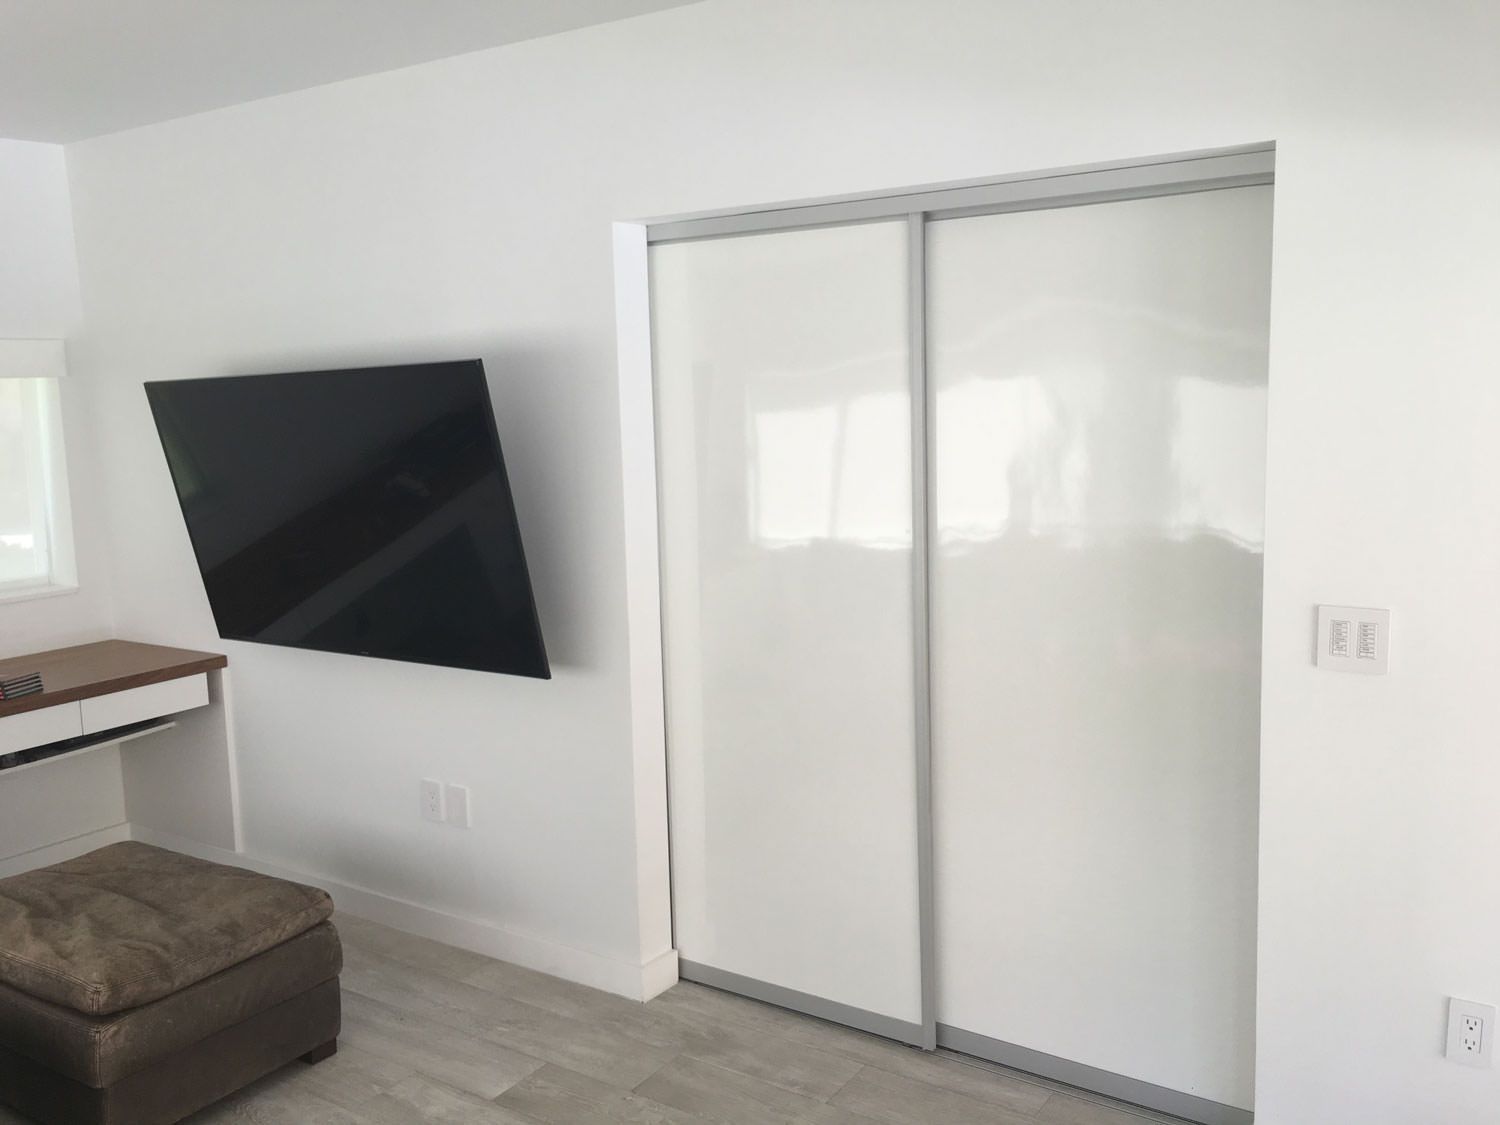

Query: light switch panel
[[1316, 605, 1390, 674]]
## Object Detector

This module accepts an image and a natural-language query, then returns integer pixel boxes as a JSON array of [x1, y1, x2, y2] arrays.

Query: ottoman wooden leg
[[300, 1039, 338, 1065]]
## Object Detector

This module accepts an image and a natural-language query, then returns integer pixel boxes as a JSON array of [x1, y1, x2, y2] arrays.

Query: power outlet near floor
[[420, 778, 445, 823], [419, 778, 472, 829], [444, 783, 472, 829], [1447, 998, 1495, 1067]]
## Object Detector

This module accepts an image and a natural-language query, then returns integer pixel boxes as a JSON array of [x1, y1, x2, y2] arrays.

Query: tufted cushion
[[0, 843, 332, 1015]]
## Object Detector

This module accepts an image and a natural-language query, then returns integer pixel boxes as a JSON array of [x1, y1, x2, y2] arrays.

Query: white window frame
[[0, 339, 77, 603]]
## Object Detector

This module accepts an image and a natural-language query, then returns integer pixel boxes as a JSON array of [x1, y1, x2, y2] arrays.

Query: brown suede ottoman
[[0, 842, 342, 1125]]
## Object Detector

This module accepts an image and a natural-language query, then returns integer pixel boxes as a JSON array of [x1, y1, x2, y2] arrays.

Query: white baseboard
[[128, 825, 679, 1002], [640, 946, 681, 1001], [0, 823, 131, 878]]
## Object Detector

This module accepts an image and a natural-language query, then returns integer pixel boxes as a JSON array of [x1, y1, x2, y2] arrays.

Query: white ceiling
[[0, 0, 701, 143]]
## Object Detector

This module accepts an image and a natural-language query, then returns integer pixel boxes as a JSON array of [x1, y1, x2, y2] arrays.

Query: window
[[0, 376, 75, 598]]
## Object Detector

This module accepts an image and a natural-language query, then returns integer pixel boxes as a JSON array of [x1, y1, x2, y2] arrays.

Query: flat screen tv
[[145, 361, 550, 679]]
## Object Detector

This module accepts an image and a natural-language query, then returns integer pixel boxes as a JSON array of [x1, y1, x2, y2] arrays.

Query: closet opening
[[645, 145, 1274, 1125]]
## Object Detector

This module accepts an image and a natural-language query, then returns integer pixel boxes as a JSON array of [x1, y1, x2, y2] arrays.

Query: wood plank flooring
[[0, 913, 1195, 1124]]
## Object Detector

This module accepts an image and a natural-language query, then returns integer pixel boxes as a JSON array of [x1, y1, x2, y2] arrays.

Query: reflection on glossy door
[[652, 221, 921, 1025], [929, 188, 1272, 1111]]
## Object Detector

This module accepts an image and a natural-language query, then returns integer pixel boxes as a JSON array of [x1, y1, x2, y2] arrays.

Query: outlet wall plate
[[445, 783, 472, 829], [1447, 998, 1495, 1067], [1316, 605, 1390, 674], [420, 778, 445, 823]]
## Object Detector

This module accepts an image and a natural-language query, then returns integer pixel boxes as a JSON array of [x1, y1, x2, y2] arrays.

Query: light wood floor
[[5, 913, 1195, 1124]]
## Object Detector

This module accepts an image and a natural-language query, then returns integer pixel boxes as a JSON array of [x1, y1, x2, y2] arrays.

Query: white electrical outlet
[[1316, 605, 1391, 674], [445, 783, 472, 829], [420, 778, 445, 823], [1447, 998, 1495, 1067]]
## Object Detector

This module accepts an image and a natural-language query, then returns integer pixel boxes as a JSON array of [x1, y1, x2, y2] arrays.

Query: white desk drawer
[[80, 674, 209, 735], [0, 703, 84, 756]]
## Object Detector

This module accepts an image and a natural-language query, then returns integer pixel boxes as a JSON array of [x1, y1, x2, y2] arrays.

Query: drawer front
[[0, 702, 84, 756], [80, 674, 209, 735]]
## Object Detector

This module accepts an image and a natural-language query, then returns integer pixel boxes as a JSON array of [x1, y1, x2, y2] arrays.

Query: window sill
[[0, 582, 80, 606]]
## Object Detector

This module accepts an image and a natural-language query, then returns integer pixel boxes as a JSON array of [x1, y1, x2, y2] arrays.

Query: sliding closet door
[[652, 222, 922, 1029], [929, 187, 1272, 1110]]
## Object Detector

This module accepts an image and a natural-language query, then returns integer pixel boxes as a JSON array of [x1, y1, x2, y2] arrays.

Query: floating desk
[[0, 641, 226, 772], [0, 640, 241, 874]]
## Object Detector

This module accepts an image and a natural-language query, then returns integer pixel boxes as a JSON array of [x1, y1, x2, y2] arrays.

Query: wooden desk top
[[0, 641, 227, 719]]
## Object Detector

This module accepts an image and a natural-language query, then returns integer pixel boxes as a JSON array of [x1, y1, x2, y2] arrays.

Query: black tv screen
[[145, 361, 550, 679]]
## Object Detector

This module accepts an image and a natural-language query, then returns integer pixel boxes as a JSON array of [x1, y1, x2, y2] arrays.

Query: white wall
[[59, 2, 1500, 1121], [0, 138, 121, 863], [0, 139, 79, 340]]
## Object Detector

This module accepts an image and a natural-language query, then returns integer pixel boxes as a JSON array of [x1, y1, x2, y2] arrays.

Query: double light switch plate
[[1317, 605, 1391, 674]]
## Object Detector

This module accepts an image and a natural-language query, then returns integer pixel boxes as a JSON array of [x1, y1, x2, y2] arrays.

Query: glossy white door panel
[[929, 187, 1272, 1110], [652, 221, 921, 1024]]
